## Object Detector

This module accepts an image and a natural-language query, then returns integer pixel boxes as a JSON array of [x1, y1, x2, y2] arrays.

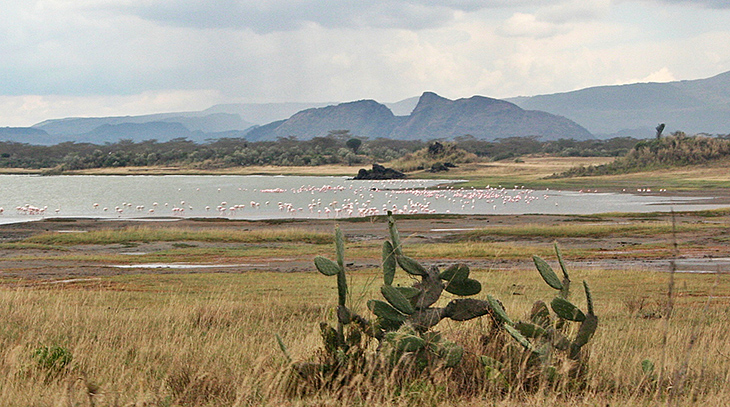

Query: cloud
[[537, 0, 611, 24], [497, 13, 566, 38], [640, 67, 677, 83], [648, 0, 730, 9], [1, 0, 730, 128], [100, 0, 558, 33]]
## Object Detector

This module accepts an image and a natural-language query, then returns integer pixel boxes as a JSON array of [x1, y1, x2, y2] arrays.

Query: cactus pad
[[397, 255, 428, 276], [551, 297, 586, 322], [367, 299, 407, 322], [382, 241, 396, 285], [573, 314, 598, 347], [487, 295, 513, 325], [583, 281, 594, 316], [314, 256, 341, 276], [533, 255, 563, 290], [443, 298, 491, 321], [515, 321, 546, 339], [444, 278, 482, 296], [529, 300, 552, 329], [439, 263, 469, 283], [395, 286, 421, 299], [381, 285, 416, 315], [385, 332, 426, 353]]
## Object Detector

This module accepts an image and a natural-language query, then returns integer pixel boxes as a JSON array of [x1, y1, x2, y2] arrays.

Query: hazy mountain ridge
[[246, 99, 402, 141], [508, 71, 730, 137], [248, 92, 593, 141], [390, 92, 592, 140]]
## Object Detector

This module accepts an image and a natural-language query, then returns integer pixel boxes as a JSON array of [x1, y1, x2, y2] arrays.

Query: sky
[[1, 0, 729, 127]]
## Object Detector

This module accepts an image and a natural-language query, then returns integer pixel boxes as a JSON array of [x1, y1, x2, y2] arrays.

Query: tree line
[[0, 133, 644, 171]]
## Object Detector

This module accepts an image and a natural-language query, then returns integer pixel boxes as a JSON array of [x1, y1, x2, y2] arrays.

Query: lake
[[0, 174, 725, 224]]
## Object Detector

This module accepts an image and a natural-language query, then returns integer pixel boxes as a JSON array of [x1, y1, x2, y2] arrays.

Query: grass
[[461, 221, 719, 239], [401, 156, 730, 192], [1, 266, 729, 406], [23, 226, 333, 246]]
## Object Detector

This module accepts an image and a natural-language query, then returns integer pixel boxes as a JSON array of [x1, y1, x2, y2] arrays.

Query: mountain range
[[508, 70, 730, 137], [1, 70, 727, 145], [245, 92, 592, 141]]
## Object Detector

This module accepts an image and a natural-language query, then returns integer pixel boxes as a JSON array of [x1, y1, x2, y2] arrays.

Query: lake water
[[0, 174, 725, 224]]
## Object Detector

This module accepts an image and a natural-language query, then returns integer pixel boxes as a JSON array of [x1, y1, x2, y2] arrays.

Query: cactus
[[315, 212, 500, 371], [314, 225, 350, 349], [479, 244, 598, 386], [300, 215, 597, 395]]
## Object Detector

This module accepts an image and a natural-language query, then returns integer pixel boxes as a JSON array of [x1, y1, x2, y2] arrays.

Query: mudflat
[[0, 208, 728, 281]]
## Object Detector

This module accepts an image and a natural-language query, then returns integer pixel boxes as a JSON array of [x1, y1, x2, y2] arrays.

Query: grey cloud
[[106, 0, 550, 32]]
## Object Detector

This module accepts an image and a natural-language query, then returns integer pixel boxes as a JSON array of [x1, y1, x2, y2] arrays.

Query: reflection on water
[[0, 174, 725, 224]]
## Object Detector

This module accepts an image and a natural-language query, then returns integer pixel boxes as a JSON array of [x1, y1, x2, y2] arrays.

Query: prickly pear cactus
[[288, 214, 597, 395], [331, 211, 514, 370], [479, 243, 598, 387]]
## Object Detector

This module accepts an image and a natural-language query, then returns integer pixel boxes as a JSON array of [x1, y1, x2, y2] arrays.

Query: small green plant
[[32, 345, 73, 377]]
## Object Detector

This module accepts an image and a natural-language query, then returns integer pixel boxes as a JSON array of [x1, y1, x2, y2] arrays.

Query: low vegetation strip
[[461, 222, 712, 239], [554, 133, 730, 177], [24, 226, 333, 245]]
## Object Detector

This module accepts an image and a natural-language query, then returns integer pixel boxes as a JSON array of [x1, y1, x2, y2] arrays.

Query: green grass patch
[[23, 226, 333, 246], [461, 222, 715, 239], [0, 242, 65, 251]]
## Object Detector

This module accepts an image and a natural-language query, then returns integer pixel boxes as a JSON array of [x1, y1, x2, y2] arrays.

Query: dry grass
[[1, 264, 729, 406]]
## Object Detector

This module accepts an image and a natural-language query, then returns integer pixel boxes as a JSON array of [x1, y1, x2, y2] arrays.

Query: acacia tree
[[346, 138, 362, 154]]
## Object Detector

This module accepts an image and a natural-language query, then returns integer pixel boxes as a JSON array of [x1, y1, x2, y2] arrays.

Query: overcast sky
[[1, 0, 729, 126]]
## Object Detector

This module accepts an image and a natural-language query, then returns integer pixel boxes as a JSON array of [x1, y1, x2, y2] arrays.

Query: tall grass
[[1, 268, 729, 406]]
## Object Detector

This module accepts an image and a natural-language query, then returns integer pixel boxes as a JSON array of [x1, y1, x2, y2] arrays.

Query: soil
[[1, 209, 728, 282]]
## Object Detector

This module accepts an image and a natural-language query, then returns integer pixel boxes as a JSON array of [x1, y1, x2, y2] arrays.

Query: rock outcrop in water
[[354, 164, 406, 180]]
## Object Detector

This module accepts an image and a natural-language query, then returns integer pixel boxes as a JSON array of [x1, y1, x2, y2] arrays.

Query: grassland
[[0, 210, 729, 405], [1, 263, 729, 406]]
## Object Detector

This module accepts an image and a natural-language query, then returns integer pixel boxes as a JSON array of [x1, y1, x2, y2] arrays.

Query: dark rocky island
[[354, 164, 406, 180]]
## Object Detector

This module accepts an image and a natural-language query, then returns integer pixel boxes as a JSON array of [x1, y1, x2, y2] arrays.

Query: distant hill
[[508, 70, 730, 138], [246, 99, 402, 141], [34, 112, 251, 137], [202, 102, 333, 125], [0, 127, 54, 144], [391, 92, 592, 140], [204, 99, 418, 124], [247, 92, 593, 141]]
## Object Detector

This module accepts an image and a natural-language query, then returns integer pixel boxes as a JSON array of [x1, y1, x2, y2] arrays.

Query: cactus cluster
[[295, 212, 598, 393]]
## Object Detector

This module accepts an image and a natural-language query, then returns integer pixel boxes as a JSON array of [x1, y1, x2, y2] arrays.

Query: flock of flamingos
[[8, 181, 559, 220]]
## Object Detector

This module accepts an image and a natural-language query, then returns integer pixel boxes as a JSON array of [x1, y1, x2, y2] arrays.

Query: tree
[[346, 138, 362, 154], [656, 123, 665, 139]]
